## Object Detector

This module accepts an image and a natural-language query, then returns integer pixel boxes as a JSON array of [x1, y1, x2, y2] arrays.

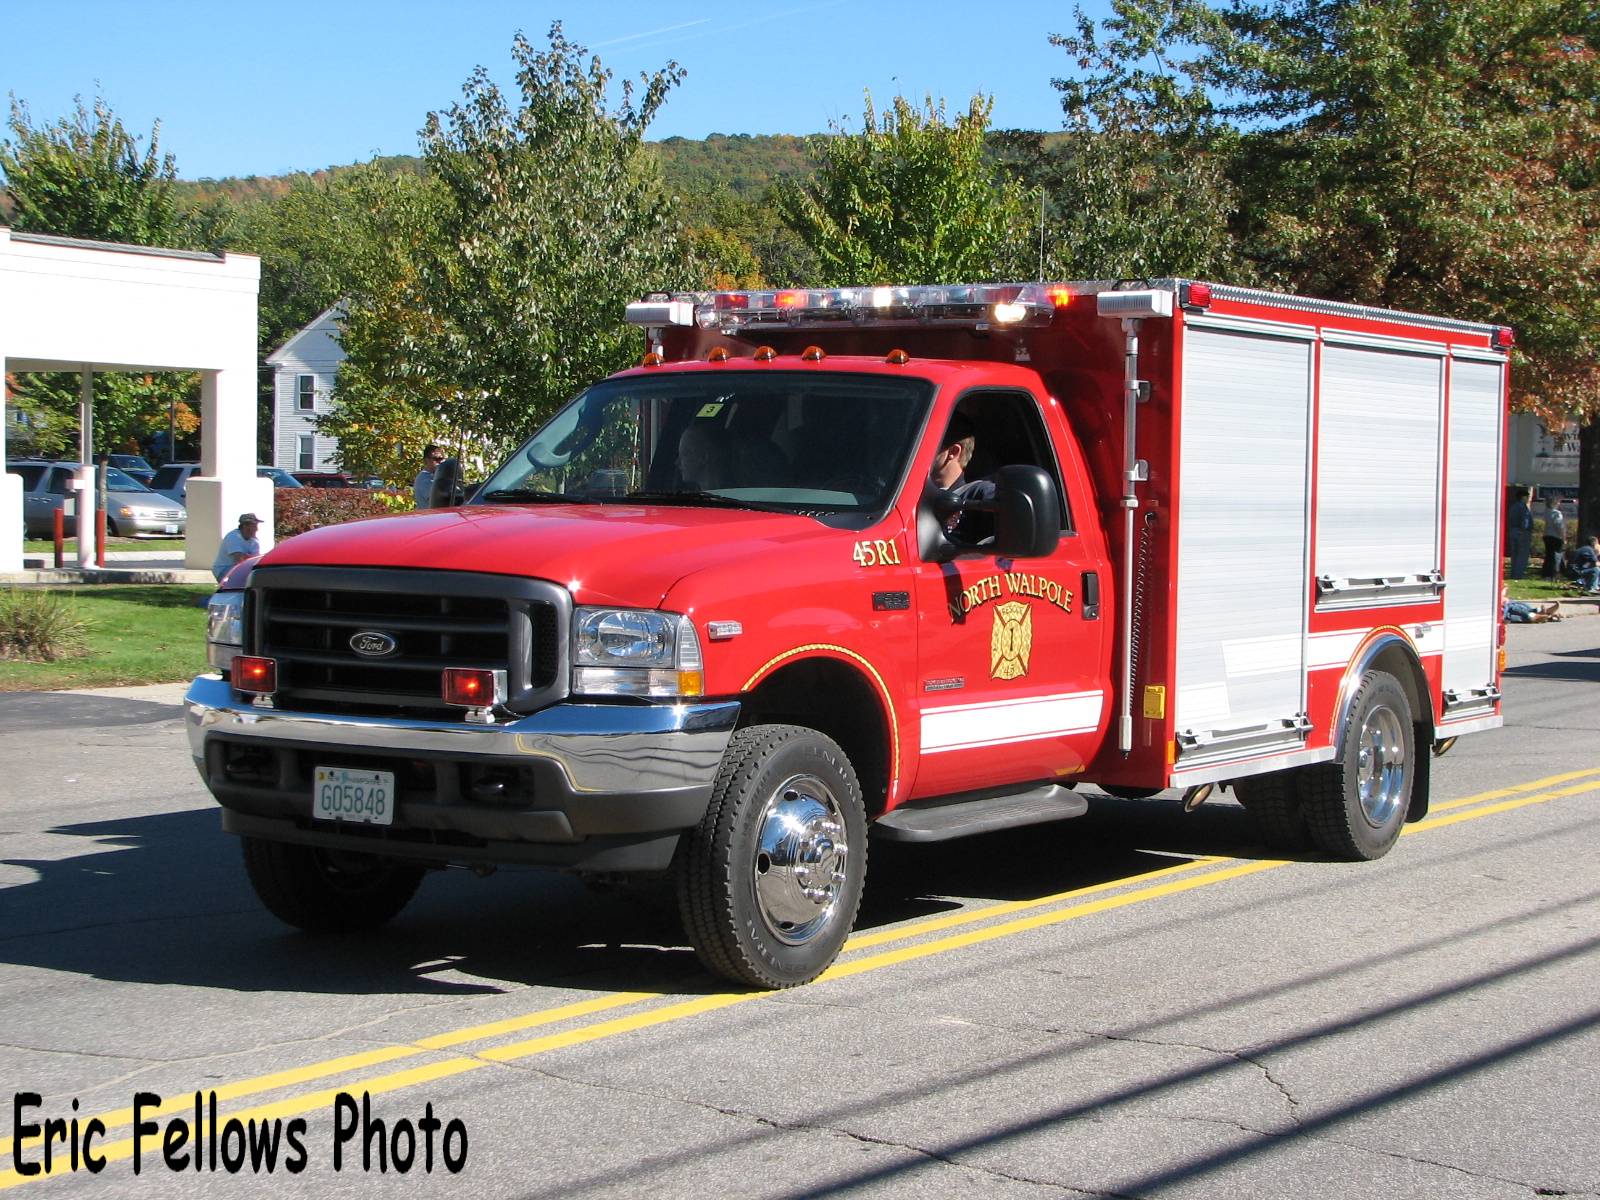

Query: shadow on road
[[0, 790, 1281, 999]]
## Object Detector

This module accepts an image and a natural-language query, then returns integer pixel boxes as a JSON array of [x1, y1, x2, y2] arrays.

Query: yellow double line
[[5, 765, 1597, 1187]]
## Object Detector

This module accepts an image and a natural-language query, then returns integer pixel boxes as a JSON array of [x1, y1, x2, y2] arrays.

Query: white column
[[77, 368, 99, 567], [186, 366, 272, 570], [0, 350, 21, 573]]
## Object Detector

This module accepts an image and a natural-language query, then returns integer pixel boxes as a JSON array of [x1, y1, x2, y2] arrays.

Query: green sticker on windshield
[[696, 402, 725, 418]]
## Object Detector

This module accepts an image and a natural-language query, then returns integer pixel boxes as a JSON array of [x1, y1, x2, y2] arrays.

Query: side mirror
[[428, 458, 466, 509], [991, 465, 1061, 559]]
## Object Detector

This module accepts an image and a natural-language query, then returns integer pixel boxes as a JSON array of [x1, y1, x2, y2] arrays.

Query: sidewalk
[[4, 549, 213, 586]]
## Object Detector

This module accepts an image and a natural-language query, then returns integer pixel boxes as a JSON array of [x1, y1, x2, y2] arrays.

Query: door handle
[[1082, 571, 1100, 620]]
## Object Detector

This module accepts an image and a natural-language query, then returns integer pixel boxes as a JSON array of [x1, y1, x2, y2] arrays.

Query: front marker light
[[573, 608, 704, 697], [206, 591, 245, 672]]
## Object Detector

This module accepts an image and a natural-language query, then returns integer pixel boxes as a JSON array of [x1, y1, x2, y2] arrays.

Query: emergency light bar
[[626, 282, 1078, 334]]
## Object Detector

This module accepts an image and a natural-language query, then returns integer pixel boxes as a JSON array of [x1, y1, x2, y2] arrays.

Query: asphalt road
[[2, 620, 1597, 1199]]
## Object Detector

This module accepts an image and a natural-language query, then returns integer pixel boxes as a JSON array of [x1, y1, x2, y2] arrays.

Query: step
[[872, 783, 1088, 843]]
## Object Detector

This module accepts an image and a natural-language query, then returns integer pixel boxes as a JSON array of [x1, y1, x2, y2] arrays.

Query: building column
[[0, 352, 21, 573], [185, 366, 272, 570]]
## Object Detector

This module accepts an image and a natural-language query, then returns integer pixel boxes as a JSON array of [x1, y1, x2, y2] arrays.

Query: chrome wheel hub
[[1356, 704, 1407, 827], [753, 774, 848, 946]]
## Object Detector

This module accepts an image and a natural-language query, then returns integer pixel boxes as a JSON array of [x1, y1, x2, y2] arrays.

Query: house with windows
[[265, 304, 346, 471]]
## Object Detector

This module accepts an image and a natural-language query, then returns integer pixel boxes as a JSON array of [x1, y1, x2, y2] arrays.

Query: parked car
[[106, 453, 156, 487], [7, 459, 187, 537], [150, 462, 201, 504], [290, 471, 356, 488], [259, 466, 304, 489]]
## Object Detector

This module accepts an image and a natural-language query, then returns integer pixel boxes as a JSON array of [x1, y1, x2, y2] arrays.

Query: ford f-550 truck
[[189, 280, 1510, 988]]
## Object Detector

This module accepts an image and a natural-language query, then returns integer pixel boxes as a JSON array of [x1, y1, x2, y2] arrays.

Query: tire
[[241, 837, 424, 932], [674, 724, 867, 989], [1301, 670, 1414, 861], [1234, 771, 1311, 853]]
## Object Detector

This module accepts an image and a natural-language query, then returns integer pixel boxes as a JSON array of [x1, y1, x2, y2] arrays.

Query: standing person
[[1506, 488, 1533, 580], [211, 513, 261, 582], [1541, 500, 1566, 579], [414, 444, 444, 510]]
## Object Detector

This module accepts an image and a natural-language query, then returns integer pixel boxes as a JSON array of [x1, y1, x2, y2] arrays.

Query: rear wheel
[[1234, 771, 1311, 853], [674, 724, 866, 989], [241, 837, 424, 932], [1302, 671, 1414, 861]]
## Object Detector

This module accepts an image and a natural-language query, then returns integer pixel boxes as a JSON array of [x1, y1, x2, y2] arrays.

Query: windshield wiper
[[479, 489, 597, 504], [624, 490, 786, 513]]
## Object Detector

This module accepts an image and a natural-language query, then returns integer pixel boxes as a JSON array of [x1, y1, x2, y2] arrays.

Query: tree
[[777, 94, 1035, 285], [1056, 0, 1600, 523], [392, 24, 690, 451], [0, 93, 228, 459]]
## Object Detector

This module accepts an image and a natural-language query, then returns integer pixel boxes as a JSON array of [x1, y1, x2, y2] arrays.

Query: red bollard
[[53, 508, 65, 568], [97, 508, 108, 567]]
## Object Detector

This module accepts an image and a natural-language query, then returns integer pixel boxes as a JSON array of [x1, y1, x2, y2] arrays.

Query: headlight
[[573, 608, 703, 697], [117, 505, 135, 518], [206, 591, 245, 672]]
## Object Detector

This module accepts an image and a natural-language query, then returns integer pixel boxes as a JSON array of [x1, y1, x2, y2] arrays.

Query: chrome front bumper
[[184, 674, 740, 871]]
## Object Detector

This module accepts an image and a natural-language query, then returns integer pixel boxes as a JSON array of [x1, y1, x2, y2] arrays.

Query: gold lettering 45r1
[[852, 539, 903, 568]]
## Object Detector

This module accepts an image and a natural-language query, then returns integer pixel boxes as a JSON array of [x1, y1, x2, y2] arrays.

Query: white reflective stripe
[[921, 691, 1104, 754], [1221, 633, 1303, 678], [1307, 626, 1443, 672]]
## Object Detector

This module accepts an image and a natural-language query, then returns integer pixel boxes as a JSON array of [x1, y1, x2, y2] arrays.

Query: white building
[[265, 304, 346, 472]]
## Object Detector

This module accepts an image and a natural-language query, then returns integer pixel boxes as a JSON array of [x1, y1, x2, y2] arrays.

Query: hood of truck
[[258, 503, 841, 607]]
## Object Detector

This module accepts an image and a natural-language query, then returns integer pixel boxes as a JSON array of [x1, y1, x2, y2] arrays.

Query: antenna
[[1037, 187, 1046, 282]]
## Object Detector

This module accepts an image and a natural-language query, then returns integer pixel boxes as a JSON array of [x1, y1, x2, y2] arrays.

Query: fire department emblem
[[990, 601, 1032, 680]]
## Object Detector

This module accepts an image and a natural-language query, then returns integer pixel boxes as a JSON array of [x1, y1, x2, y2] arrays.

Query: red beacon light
[[775, 290, 808, 309], [1181, 281, 1213, 310], [443, 667, 504, 709], [232, 656, 277, 695], [1046, 285, 1074, 308], [1493, 326, 1516, 349]]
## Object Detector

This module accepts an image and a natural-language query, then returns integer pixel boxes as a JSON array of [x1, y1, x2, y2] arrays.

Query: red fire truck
[[189, 279, 1510, 988]]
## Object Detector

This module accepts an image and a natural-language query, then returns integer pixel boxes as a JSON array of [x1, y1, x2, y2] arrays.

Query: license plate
[[163, 524, 179, 534], [313, 767, 395, 826]]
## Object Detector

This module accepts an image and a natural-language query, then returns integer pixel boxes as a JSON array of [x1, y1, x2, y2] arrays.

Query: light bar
[[625, 283, 1082, 334]]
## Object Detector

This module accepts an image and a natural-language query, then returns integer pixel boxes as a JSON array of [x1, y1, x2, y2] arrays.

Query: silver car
[[8, 460, 188, 538]]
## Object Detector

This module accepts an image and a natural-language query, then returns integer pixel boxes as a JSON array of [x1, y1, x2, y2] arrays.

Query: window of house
[[297, 375, 316, 411], [298, 434, 315, 470]]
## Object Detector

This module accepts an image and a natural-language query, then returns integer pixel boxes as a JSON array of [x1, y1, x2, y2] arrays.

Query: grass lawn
[[23, 537, 186, 554], [0, 585, 212, 692]]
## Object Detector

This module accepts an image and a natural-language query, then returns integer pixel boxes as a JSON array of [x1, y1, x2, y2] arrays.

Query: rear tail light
[[443, 668, 506, 708], [1181, 281, 1212, 310], [233, 656, 277, 694]]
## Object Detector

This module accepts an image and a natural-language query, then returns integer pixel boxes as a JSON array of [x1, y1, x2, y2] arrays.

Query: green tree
[[0, 93, 225, 458], [777, 94, 1035, 285], [1057, 0, 1600, 523], [390, 23, 690, 451]]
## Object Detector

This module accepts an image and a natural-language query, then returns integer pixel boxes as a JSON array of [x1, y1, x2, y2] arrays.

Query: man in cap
[[212, 512, 262, 582]]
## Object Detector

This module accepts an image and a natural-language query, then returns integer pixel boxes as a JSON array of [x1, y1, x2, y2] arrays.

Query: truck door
[[910, 388, 1108, 798]]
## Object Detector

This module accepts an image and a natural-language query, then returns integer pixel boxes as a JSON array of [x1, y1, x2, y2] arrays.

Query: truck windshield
[[476, 371, 932, 521]]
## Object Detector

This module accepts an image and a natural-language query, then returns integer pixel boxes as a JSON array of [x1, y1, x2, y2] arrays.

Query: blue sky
[[3, 0, 1114, 180]]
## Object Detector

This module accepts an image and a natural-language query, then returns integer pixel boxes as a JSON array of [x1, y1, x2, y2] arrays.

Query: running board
[[872, 784, 1088, 843]]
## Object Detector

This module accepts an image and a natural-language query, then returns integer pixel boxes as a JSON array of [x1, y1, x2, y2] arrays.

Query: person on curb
[[1570, 535, 1600, 594], [211, 513, 261, 582], [1506, 488, 1533, 580], [1541, 500, 1566, 579], [414, 444, 444, 510]]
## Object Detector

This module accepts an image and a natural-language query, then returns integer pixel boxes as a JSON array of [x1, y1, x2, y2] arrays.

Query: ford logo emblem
[[349, 631, 398, 658]]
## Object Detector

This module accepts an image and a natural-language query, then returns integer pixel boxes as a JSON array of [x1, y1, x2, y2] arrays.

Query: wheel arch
[[739, 650, 897, 818], [1333, 630, 1433, 821]]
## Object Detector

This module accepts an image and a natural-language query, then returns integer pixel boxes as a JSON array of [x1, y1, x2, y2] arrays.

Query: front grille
[[250, 566, 570, 718], [151, 508, 183, 520]]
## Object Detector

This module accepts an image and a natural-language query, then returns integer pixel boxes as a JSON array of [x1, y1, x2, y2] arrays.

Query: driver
[[678, 421, 732, 490], [930, 413, 995, 539]]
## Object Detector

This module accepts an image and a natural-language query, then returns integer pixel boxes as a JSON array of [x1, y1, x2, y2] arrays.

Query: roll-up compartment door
[[1442, 358, 1504, 714], [1175, 326, 1313, 760], [1316, 345, 1444, 605]]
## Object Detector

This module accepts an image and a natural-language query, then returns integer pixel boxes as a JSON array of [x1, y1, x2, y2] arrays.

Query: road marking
[[5, 765, 1597, 1188]]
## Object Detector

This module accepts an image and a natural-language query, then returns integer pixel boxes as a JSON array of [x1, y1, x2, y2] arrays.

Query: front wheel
[[241, 837, 424, 932], [674, 724, 867, 989], [1301, 670, 1414, 860]]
